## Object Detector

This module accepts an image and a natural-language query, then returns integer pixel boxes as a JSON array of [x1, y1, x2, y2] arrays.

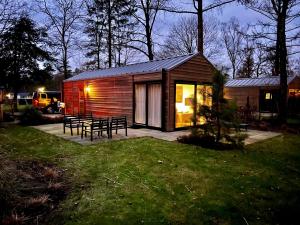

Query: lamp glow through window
[[265, 93, 272, 100]]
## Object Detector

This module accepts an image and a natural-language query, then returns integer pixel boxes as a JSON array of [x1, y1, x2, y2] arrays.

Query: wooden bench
[[109, 116, 127, 138]]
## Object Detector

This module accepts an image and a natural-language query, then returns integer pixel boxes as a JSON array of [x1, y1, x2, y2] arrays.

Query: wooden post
[[161, 69, 167, 131]]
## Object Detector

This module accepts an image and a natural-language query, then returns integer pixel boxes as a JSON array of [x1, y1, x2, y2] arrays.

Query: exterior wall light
[[85, 86, 91, 93]]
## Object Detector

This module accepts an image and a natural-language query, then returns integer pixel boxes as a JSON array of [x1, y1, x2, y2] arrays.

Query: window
[[40, 93, 47, 99], [197, 85, 212, 125], [175, 83, 212, 128], [289, 89, 300, 96], [175, 84, 195, 128], [265, 93, 272, 100]]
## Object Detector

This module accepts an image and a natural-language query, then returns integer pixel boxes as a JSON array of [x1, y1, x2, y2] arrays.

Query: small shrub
[[177, 134, 216, 148], [178, 132, 248, 150], [19, 107, 63, 125], [19, 107, 43, 125], [180, 71, 247, 150], [3, 112, 14, 122]]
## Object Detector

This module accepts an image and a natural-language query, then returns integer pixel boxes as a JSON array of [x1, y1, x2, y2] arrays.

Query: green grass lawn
[[1, 126, 300, 225]]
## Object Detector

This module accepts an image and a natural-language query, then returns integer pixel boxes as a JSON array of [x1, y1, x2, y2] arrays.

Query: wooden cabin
[[63, 53, 215, 131], [224, 76, 300, 114]]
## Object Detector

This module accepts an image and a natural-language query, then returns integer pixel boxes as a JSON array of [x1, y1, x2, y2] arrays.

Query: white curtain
[[135, 84, 146, 124], [148, 84, 162, 128]]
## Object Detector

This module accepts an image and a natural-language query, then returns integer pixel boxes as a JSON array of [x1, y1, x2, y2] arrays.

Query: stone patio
[[32, 123, 281, 145]]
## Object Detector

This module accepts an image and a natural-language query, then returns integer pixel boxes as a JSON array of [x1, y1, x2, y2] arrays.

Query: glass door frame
[[133, 81, 163, 130], [174, 81, 212, 130]]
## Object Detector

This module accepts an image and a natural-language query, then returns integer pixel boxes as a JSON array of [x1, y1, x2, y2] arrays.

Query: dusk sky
[[27, 0, 299, 71]]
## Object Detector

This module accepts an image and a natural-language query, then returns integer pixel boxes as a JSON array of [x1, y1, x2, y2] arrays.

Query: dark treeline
[[0, 0, 299, 119]]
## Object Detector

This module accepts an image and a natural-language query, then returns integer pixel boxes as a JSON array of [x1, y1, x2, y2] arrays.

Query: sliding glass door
[[175, 83, 212, 128], [134, 83, 162, 128], [148, 84, 162, 128], [196, 85, 212, 125], [135, 84, 146, 124], [175, 84, 195, 128]]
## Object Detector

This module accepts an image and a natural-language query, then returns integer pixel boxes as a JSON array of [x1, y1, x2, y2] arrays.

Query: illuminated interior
[[265, 92, 272, 100], [175, 84, 195, 128], [289, 89, 300, 97], [197, 85, 212, 125], [175, 84, 213, 128]]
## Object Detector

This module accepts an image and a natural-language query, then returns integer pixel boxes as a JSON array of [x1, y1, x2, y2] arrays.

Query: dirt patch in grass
[[0, 154, 70, 225]]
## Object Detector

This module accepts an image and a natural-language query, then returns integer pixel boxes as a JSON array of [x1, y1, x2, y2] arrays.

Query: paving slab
[[32, 123, 281, 145], [243, 129, 281, 145]]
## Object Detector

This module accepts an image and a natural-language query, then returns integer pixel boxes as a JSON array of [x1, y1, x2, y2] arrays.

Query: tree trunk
[[97, 32, 101, 69], [97, 49, 100, 69], [278, 3, 288, 123], [197, 0, 203, 54], [145, 13, 154, 60], [232, 65, 236, 79], [108, 1, 112, 68], [13, 89, 18, 112], [63, 49, 68, 79], [144, 0, 154, 61], [216, 102, 221, 141]]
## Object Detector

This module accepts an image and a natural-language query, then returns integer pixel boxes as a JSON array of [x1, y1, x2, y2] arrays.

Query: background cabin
[[224, 76, 300, 116], [63, 53, 215, 131]]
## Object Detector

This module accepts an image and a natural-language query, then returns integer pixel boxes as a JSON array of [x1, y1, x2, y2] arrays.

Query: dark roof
[[225, 76, 299, 88], [65, 53, 199, 82]]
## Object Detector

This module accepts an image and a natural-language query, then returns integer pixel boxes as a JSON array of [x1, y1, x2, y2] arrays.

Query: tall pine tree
[[0, 15, 53, 111], [85, 0, 136, 68]]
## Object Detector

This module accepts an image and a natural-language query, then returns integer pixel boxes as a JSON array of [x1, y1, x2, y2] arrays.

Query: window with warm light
[[265, 92, 272, 100], [175, 84, 195, 128], [197, 85, 212, 125], [175, 83, 213, 128], [289, 89, 300, 96]]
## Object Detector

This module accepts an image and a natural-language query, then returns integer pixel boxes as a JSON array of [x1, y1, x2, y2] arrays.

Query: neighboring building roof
[[225, 76, 299, 88], [65, 53, 198, 82]]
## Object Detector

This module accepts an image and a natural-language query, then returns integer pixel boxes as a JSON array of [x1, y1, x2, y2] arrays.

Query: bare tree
[[237, 38, 255, 78], [240, 0, 300, 122], [36, 0, 83, 79], [252, 42, 273, 77], [0, 0, 24, 35], [161, 0, 236, 54], [222, 18, 244, 79], [130, 0, 169, 60], [158, 16, 197, 58], [158, 15, 221, 60]]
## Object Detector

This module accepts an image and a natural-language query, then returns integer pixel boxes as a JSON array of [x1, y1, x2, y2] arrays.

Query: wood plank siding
[[133, 72, 161, 82], [64, 81, 84, 115], [64, 75, 134, 125], [167, 55, 215, 131], [224, 87, 260, 110], [289, 76, 300, 89]]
